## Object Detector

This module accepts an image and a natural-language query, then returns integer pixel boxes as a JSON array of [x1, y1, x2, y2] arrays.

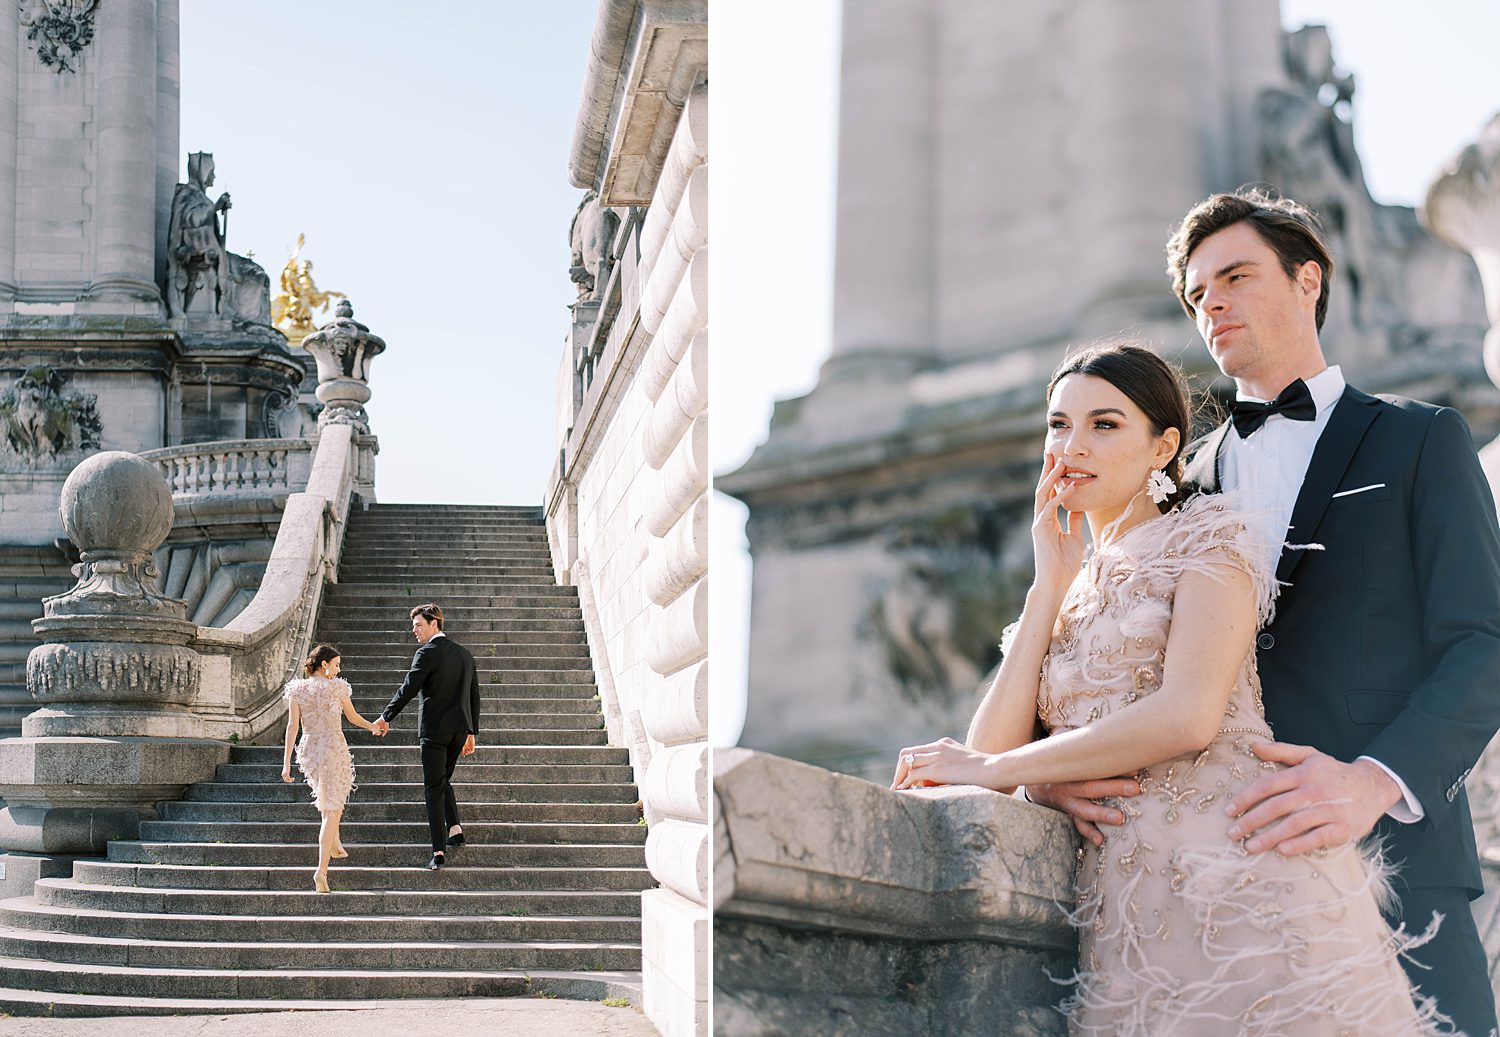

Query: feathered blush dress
[[1028, 493, 1452, 1036], [283, 676, 358, 812]]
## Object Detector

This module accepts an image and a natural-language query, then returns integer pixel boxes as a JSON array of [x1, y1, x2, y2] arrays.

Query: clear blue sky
[[712, 0, 1500, 746], [179, 1, 596, 506]]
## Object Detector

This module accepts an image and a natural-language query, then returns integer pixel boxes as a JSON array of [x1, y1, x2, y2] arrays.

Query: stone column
[[154, 0, 181, 293], [822, 0, 935, 384], [0, 6, 19, 301], [88, 0, 162, 303], [0, 451, 228, 898]]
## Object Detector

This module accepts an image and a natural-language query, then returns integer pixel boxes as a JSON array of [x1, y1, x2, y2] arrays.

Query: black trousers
[[1390, 886, 1497, 1036], [419, 733, 466, 853]]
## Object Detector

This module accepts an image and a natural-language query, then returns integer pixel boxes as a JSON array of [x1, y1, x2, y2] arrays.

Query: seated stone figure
[[167, 152, 272, 327]]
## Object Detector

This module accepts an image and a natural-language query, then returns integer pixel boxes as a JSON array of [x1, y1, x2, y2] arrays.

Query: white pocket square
[[1331, 482, 1386, 500]]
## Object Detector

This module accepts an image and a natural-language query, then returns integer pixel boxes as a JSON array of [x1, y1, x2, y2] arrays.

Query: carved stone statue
[[0, 366, 102, 463], [166, 152, 272, 327], [569, 190, 620, 300], [1257, 26, 1389, 327], [272, 234, 346, 348], [18, 0, 98, 74]]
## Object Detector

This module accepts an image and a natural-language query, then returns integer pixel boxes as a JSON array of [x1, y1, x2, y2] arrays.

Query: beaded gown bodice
[[1027, 494, 1448, 1036]]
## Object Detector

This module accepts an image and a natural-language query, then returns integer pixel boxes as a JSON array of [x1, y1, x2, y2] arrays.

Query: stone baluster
[[0, 451, 229, 897]]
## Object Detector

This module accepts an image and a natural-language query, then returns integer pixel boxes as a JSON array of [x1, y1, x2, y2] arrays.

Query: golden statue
[[272, 234, 346, 348]]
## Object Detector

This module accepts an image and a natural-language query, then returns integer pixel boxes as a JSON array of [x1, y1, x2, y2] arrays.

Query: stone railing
[[140, 438, 312, 497], [188, 424, 375, 740], [713, 750, 1079, 1036]]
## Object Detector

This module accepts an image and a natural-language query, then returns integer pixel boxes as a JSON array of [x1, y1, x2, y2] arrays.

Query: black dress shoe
[[446, 832, 465, 848], [425, 853, 445, 870]]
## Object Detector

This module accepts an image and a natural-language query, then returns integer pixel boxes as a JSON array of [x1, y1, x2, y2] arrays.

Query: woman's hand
[[281, 767, 294, 784], [891, 737, 997, 790], [1032, 452, 1085, 594]]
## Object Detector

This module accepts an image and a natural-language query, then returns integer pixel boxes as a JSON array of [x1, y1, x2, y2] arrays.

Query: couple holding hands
[[280, 602, 482, 892]]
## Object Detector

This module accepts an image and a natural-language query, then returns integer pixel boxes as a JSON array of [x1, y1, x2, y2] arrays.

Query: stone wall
[[714, 750, 1080, 1035], [548, 3, 708, 1033]]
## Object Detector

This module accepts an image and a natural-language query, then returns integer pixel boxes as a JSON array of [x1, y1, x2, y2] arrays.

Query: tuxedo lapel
[[1183, 421, 1229, 495], [1277, 386, 1381, 584]]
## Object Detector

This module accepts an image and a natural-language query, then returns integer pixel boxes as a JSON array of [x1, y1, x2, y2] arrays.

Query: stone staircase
[[0, 503, 647, 1016]]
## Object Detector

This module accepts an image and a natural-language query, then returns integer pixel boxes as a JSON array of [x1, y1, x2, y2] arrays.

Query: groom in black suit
[[1035, 189, 1500, 1031], [374, 603, 481, 870]]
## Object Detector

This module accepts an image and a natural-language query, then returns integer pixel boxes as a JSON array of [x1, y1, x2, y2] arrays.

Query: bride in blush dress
[[892, 343, 1453, 1035], [281, 643, 384, 892]]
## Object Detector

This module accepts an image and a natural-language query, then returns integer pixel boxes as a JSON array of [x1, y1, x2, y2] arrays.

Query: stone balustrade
[[714, 750, 1079, 1036], [189, 424, 374, 740], [140, 438, 311, 498]]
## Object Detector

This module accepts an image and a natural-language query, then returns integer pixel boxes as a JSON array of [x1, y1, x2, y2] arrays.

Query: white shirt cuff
[[1358, 756, 1424, 823]]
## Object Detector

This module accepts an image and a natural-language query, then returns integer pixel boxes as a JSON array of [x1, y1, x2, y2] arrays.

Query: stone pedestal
[[303, 300, 385, 438], [0, 451, 228, 860]]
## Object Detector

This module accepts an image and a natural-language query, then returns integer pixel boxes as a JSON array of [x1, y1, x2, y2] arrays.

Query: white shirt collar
[[1236, 365, 1345, 418]]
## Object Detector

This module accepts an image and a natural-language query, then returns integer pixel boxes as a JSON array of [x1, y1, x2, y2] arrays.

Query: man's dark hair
[[411, 603, 444, 630], [1166, 188, 1335, 331]]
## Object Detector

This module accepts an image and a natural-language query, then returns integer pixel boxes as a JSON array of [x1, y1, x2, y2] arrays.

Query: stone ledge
[[713, 749, 1078, 950], [714, 750, 1078, 1037]]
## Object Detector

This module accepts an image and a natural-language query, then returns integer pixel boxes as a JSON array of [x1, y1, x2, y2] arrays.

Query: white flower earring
[[1146, 468, 1176, 504]]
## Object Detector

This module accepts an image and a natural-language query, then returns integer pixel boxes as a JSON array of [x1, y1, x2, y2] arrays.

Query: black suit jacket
[[379, 634, 481, 742], [1184, 385, 1500, 898]]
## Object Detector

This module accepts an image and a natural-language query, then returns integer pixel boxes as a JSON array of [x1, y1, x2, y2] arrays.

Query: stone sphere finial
[[335, 299, 353, 319], [59, 451, 173, 560]]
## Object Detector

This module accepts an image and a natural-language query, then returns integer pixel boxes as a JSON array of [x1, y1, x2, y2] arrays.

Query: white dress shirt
[[1220, 365, 1423, 823]]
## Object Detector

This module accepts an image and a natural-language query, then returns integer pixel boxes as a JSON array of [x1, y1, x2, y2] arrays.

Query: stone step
[[0, 899, 641, 944], [357, 503, 543, 514], [214, 762, 630, 784], [344, 668, 596, 685], [339, 540, 551, 552], [34, 880, 643, 917], [343, 696, 603, 713], [0, 925, 641, 972], [137, 820, 647, 847], [325, 580, 572, 592], [158, 800, 637, 823], [317, 630, 585, 646], [233, 745, 624, 765], [184, 781, 638, 804], [108, 842, 648, 869], [336, 567, 558, 582], [337, 728, 609, 747], [0, 967, 639, 1016], [336, 653, 593, 670], [73, 861, 655, 892], [315, 612, 583, 630], [322, 596, 580, 613]]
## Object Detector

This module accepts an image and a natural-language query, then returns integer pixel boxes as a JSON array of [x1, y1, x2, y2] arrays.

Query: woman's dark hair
[[1046, 340, 1193, 513], [303, 643, 341, 677]]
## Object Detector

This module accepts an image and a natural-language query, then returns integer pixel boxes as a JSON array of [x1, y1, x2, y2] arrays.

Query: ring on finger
[[903, 753, 915, 767]]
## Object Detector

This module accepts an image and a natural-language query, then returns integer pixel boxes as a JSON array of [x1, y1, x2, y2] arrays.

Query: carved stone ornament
[[17, 0, 97, 74], [0, 365, 103, 464], [303, 300, 385, 434]]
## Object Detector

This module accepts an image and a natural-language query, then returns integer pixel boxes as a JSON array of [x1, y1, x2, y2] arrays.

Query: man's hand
[[372, 718, 389, 737], [1226, 741, 1402, 855], [462, 734, 476, 757], [1025, 778, 1141, 846]]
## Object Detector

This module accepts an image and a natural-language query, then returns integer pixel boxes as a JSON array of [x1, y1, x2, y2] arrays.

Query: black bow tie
[[1231, 379, 1317, 438]]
